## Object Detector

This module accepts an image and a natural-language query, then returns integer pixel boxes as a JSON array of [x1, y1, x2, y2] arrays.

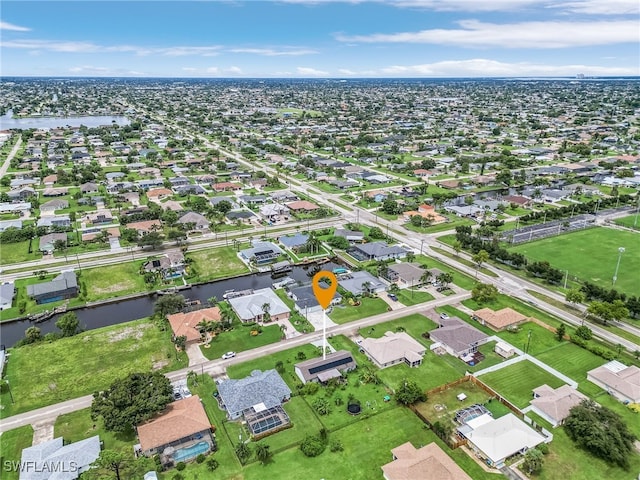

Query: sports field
[[510, 227, 639, 296], [614, 213, 640, 230]]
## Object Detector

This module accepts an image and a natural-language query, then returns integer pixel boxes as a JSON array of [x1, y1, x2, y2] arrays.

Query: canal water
[[0, 111, 130, 130], [0, 261, 342, 347]]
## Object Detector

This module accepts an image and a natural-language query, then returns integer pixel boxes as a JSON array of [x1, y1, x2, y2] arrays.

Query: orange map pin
[[312, 270, 338, 309]]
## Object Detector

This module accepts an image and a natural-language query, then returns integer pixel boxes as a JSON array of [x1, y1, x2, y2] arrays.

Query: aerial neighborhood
[[0, 76, 639, 480]]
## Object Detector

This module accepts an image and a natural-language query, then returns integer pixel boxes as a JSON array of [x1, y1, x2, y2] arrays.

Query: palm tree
[[305, 230, 321, 255], [254, 443, 273, 465], [261, 302, 271, 323], [420, 269, 432, 286], [361, 281, 371, 297]]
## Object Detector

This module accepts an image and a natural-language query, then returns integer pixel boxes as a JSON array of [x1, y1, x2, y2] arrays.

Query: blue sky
[[1, 1, 639, 77]]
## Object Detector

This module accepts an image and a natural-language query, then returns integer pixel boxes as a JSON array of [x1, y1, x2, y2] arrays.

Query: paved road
[[0, 135, 22, 179], [0, 292, 469, 432]]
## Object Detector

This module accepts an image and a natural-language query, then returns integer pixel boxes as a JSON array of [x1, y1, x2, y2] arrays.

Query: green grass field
[[394, 289, 435, 306], [200, 322, 283, 360], [0, 425, 33, 480], [0, 318, 187, 418], [80, 260, 151, 301], [510, 227, 640, 296], [186, 246, 250, 282], [614, 214, 640, 230], [0, 240, 42, 264], [478, 360, 566, 408], [329, 297, 389, 324], [535, 343, 605, 394]]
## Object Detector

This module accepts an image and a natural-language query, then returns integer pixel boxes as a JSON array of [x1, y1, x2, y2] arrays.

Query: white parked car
[[221, 351, 236, 360], [439, 312, 450, 320]]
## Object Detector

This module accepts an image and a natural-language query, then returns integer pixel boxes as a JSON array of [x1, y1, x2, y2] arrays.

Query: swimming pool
[[173, 441, 210, 463]]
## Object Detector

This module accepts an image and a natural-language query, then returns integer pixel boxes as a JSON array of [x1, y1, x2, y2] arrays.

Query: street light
[[612, 247, 625, 285]]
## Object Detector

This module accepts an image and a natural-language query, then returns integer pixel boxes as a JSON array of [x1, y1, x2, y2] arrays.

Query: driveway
[[306, 310, 338, 331], [186, 343, 208, 366]]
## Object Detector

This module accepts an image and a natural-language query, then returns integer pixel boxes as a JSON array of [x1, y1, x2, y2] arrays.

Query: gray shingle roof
[[26, 271, 77, 298], [228, 288, 290, 321], [218, 369, 291, 418], [20, 435, 101, 480]]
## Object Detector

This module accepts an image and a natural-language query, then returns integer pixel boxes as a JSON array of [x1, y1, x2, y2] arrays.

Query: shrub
[[206, 457, 219, 471], [537, 443, 549, 455], [175, 462, 186, 471], [300, 435, 326, 457], [196, 453, 206, 464], [330, 440, 344, 452], [172, 474, 184, 480]]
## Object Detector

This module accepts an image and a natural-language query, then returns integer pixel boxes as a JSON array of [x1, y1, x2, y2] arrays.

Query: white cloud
[[388, 0, 545, 11], [181, 67, 198, 72], [0, 21, 31, 31], [379, 58, 639, 76], [159, 46, 221, 57], [338, 68, 357, 75], [228, 47, 318, 56], [336, 20, 639, 48], [205, 67, 219, 74], [225, 66, 243, 74], [0, 39, 222, 56], [68, 65, 144, 76], [296, 66, 329, 76], [552, 0, 640, 15]]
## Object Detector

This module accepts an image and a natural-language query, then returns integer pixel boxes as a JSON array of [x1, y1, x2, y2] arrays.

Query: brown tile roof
[[474, 307, 527, 331], [531, 384, 588, 425], [127, 219, 162, 233], [167, 307, 221, 343], [137, 396, 212, 451], [382, 442, 472, 480], [147, 188, 173, 198], [286, 200, 319, 211]]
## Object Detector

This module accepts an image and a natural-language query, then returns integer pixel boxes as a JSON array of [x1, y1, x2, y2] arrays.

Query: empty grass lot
[[55, 408, 135, 452], [0, 318, 187, 418], [200, 322, 283, 360], [478, 360, 566, 408], [329, 296, 389, 324], [80, 261, 150, 301], [510, 227, 639, 296], [0, 425, 33, 480], [186, 246, 249, 282], [0, 240, 41, 265], [394, 289, 435, 306]]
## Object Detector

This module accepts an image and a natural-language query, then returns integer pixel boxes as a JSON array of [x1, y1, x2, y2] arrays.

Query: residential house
[[295, 350, 357, 384], [503, 195, 533, 208], [403, 204, 447, 224], [458, 413, 546, 468], [19, 435, 101, 480], [126, 219, 163, 235], [334, 228, 364, 243], [429, 317, 489, 359], [0, 202, 31, 214], [530, 384, 588, 427], [381, 442, 472, 480], [385, 263, 427, 288], [42, 187, 67, 197], [0, 282, 15, 310], [287, 283, 342, 315], [286, 200, 320, 213], [240, 194, 268, 205], [7, 187, 36, 201], [444, 205, 483, 218], [217, 369, 291, 420], [279, 233, 308, 251], [360, 331, 426, 369], [42, 174, 58, 186], [84, 212, 114, 225], [586, 361, 640, 403], [136, 396, 214, 467], [143, 251, 186, 279], [39, 232, 68, 254], [146, 188, 174, 200], [167, 307, 221, 345], [177, 211, 209, 230], [338, 270, 387, 295], [348, 241, 408, 262], [26, 270, 78, 304], [239, 241, 283, 266], [212, 182, 242, 192], [40, 199, 69, 214], [0, 219, 23, 232], [228, 288, 290, 323], [473, 307, 528, 331], [259, 203, 288, 222]]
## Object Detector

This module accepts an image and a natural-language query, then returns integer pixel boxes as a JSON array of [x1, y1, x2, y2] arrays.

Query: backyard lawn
[[510, 227, 639, 296], [495, 322, 560, 356], [394, 288, 435, 306], [414, 254, 477, 290], [200, 322, 283, 360], [329, 296, 389, 324], [535, 343, 605, 395], [0, 318, 187, 418], [358, 313, 438, 345], [0, 425, 33, 480], [186, 246, 249, 282], [55, 408, 136, 452], [478, 360, 566, 408]]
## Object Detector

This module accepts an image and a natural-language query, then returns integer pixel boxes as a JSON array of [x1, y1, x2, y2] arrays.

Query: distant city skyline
[[1, 0, 639, 78]]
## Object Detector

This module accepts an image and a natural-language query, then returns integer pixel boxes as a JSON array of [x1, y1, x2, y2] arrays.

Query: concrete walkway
[[32, 420, 55, 446]]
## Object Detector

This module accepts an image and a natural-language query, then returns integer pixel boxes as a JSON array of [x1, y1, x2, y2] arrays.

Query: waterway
[[0, 110, 130, 130], [0, 261, 341, 347]]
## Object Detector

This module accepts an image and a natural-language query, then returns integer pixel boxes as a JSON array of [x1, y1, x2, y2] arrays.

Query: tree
[[396, 380, 426, 405], [564, 400, 636, 468], [53, 239, 68, 262], [565, 289, 585, 306], [300, 434, 327, 457], [368, 226, 385, 239], [406, 251, 415, 263], [436, 272, 453, 289], [312, 397, 332, 415], [25, 326, 41, 344], [555, 323, 566, 341], [206, 457, 219, 471], [575, 325, 592, 340], [261, 302, 271, 322], [56, 312, 81, 337], [452, 240, 462, 256], [419, 269, 432, 286], [154, 294, 186, 318], [137, 231, 163, 249], [235, 442, 252, 465], [91, 372, 173, 432], [471, 283, 499, 304], [173, 335, 187, 351], [254, 442, 273, 465], [472, 249, 489, 276], [522, 448, 544, 475], [86, 449, 129, 480]]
